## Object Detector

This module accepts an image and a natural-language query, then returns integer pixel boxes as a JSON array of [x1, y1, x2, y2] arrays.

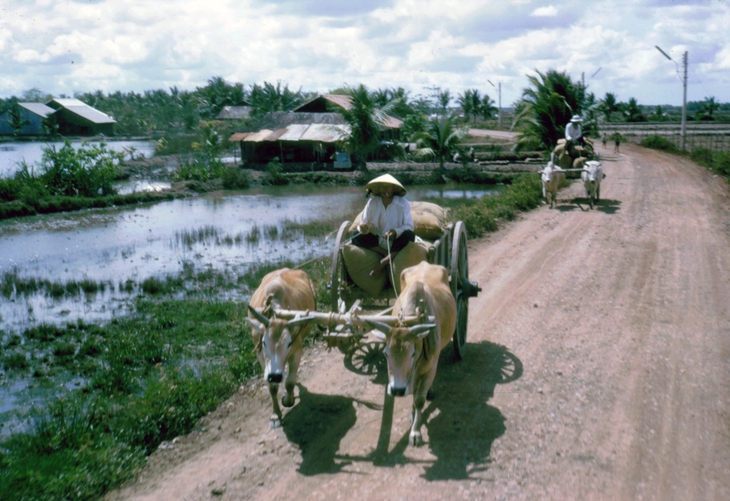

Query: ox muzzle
[[267, 372, 283, 383]]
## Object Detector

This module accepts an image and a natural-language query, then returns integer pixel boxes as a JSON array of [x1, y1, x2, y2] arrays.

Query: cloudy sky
[[1, 0, 728, 107]]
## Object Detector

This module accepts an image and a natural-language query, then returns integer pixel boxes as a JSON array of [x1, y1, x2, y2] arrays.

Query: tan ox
[[247, 268, 316, 428], [366, 261, 457, 446]]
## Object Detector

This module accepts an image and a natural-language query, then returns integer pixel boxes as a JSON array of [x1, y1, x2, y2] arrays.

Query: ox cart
[[255, 212, 481, 361], [321, 209, 481, 361]]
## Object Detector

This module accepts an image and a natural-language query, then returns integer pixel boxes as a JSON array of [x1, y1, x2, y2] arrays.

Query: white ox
[[539, 153, 565, 209], [247, 268, 316, 428], [581, 160, 605, 209], [366, 261, 457, 446]]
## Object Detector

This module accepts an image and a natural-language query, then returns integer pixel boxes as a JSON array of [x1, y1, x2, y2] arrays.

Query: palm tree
[[249, 81, 305, 118], [698, 96, 719, 121], [479, 93, 498, 121], [438, 89, 451, 114], [337, 84, 398, 169], [411, 115, 467, 170], [457, 89, 476, 122], [599, 92, 619, 122], [513, 69, 586, 151], [624, 98, 646, 122]]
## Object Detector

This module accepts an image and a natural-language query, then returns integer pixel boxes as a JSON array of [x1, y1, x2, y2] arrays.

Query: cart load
[[330, 200, 481, 360], [341, 201, 452, 298]]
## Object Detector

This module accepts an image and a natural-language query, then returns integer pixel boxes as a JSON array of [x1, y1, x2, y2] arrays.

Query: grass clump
[[691, 147, 730, 177], [639, 135, 679, 152], [452, 173, 543, 239]]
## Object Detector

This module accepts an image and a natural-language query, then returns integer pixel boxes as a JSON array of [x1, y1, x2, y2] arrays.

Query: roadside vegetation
[[639, 135, 730, 179]]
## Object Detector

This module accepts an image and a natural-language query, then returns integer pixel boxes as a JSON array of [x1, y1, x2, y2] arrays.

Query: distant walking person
[[601, 133, 608, 149], [613, 133, 621, 153]]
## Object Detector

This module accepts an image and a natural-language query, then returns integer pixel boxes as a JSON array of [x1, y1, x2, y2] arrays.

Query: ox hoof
[[281, 392, 295, 408], [269, 415, 282, 428], [409, 431, 424, 447]]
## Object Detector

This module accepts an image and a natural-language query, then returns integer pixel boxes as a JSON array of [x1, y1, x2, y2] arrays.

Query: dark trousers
[[352, 230, 415, 253]]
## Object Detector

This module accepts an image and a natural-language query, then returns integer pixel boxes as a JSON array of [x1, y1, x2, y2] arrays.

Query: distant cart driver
[[353, 174, 415, 275], [565, 115, 585, 148]]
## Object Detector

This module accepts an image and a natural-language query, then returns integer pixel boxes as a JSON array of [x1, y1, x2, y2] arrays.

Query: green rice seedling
[[245, 224, 261, 244], [46, 280, 64, 298], [121, 279, 136, 294], [264, 224, 279, 240], [79, 278, 101, 295], [3, 352, 29, 371], [25, 324, 66, 343]]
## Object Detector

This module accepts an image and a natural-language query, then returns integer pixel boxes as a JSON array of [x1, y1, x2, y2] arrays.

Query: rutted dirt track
[[107, 144, 730, 501]]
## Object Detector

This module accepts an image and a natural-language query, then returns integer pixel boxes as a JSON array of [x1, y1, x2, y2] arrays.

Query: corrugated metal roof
[[19, 102, 56, 118], [229, 132, 251, 141], [277, 124, 310, 141], [230, 124, 350, 144], [243, 129, 275, 142], [47, 98, 116, 124], [300, 124, 349, 142], [217, 106, 252, 119]]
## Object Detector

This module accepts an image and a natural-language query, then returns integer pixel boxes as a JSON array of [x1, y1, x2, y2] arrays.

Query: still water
[[0, 184, 501, 333], [0, 140, 157, 178]]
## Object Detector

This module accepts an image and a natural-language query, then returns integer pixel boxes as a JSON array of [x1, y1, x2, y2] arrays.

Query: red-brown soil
[[106, 143, 730, 501]]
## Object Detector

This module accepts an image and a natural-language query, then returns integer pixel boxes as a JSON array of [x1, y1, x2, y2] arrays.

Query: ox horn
[[408, 323, 437, 339], [365, 319, 392, 340], [287, 315, 315, 329], [247, 304, 270, 327]]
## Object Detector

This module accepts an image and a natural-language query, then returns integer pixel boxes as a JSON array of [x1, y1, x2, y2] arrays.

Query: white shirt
[[565, 122, 582, 141], [360, 195, 414, 248]]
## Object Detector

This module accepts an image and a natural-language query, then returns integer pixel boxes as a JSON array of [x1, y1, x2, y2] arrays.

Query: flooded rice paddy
[[0, 183, 502, 334], [0, 182, 501, 436]]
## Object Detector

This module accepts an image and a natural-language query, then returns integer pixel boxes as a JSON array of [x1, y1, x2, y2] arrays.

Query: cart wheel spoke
[[345, 342, 386, 376]]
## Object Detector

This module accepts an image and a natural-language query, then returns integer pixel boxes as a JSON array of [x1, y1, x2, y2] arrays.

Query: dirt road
[[107, 144, 730, 501]]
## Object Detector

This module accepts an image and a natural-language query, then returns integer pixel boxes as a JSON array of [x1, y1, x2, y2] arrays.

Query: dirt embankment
[[107, 143, 730, 501]]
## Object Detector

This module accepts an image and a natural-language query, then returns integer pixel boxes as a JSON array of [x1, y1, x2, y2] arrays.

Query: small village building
[[228, 94, 403, 169], [46, 98, 116, 136], [216, 105, 253, 120], [229, 112, 350, 168], [0, 102, 56, 135], [293, 94, 403, 141]]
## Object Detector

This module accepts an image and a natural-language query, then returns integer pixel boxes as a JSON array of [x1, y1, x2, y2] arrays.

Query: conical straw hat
[[365, 174, 406, 197]]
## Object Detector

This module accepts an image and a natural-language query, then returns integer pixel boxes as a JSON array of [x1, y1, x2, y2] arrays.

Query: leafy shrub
[[221, 166, 251, 189], [639, 135, 678, 152], [261, 157, 288, 186], [716, 151, 730, 176], [39, 141, 122, 197], [690, 147, 714, 168]]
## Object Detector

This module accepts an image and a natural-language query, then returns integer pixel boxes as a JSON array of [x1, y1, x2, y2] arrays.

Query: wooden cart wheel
[[330, 220, 351, 312], [450, 221, 469, 360], [344, 341, 387, 379]]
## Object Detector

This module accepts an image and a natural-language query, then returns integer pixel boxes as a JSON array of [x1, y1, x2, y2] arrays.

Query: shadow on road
[[420, 341, 520, 480], [335, 341, 521, 480], [557, 198, 621, 214], [282, 385, 365, 475]]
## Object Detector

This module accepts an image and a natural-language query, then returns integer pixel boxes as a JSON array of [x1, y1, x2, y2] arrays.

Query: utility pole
[[656, 45, 688, 151]]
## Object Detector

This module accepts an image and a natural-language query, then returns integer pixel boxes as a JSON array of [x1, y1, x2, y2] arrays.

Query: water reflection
[[0, 184, 501, 332], [0, 140, 157, 178]]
